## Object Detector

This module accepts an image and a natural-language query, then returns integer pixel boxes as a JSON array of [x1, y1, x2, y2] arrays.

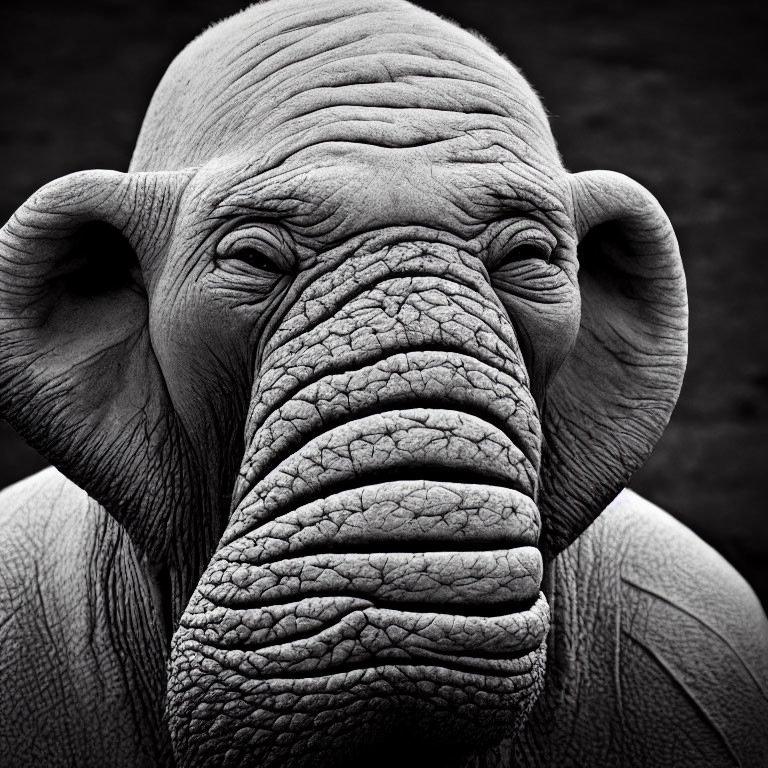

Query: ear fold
[[539, 170, 688, 558], [0, 169, 189, 561]]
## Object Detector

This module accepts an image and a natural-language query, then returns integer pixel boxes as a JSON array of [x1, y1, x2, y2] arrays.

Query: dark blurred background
[[1, 0, 766, 604]]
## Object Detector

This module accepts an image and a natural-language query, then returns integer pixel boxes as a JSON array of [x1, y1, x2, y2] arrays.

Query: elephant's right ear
[[0, 169, 189, 560]]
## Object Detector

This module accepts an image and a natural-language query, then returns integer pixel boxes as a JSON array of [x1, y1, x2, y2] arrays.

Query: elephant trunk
[[167, 241, 549, 767]]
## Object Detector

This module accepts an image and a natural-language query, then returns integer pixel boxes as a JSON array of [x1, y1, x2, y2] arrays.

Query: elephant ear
[[0, 169, 188, 561], [539, 170, 688, 558]]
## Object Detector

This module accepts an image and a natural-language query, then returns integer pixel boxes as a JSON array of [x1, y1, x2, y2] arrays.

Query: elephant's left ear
[[539, 170, 688, 558], [0, 169, 189, 560]]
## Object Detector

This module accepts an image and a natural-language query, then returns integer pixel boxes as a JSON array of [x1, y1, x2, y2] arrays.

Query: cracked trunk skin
[[168, 240, 550, 767]]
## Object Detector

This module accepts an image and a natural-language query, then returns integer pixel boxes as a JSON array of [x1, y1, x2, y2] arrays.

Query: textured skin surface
[[0, 0, 762, 765], [2, 475, 765, 766], [166, 235, 553, 767], [0, 469, 170, 765], [514, 490, 768, 767]]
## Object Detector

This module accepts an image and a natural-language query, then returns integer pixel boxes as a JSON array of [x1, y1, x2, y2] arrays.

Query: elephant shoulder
[[607, 491, 768, 763], [0, 468, 169, 766], [594, 489, 768, 688], [0, 467, 101, 607], [0, 465, 92, 549], [0, 467, 98, 605], [521, 490, 768, 767], [0, 469, 107, 760]]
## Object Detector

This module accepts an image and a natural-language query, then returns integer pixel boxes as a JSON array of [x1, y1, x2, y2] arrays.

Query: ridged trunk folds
[[167, 241, 549, 767]]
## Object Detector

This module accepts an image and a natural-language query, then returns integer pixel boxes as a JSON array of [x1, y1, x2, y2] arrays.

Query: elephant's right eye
[[215, 222, 295, 278]]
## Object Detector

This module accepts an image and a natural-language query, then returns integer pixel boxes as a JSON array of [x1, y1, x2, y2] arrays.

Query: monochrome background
[[1, 0, 766, 605]]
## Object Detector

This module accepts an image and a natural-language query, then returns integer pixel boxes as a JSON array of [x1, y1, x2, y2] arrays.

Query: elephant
[[0, 0, 766, 765]]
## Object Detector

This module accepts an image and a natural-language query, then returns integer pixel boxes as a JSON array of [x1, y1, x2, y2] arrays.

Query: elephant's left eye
[[488, 220, 559, 274], [228, 247, 282, 274], [498, 241, 553, 266]]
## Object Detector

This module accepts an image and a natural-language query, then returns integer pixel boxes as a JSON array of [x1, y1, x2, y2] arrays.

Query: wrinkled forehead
[[131, 0, 562, 180]]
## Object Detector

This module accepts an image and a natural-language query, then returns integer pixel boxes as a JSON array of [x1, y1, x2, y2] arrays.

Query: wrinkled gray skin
[[0, 1, 766, 766]]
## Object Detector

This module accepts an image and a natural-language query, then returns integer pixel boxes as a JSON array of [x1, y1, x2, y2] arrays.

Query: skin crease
[[0, 1, 766, 767]]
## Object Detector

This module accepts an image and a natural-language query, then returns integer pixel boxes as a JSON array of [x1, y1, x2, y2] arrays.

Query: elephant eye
[[229, 247, 282, 274], [499, 241, 552, 266], [215, 222, 294, 277]]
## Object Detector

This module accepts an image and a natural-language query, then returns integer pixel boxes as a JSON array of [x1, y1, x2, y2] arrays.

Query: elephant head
[[0, 1, 687, 765]]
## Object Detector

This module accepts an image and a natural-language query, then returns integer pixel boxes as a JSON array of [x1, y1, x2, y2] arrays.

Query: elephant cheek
[[166, 246, 550, 767]]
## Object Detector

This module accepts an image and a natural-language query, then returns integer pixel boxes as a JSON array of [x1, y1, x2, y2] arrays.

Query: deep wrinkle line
[[202, 587, 542, 618], [268, 42, 521, 95], [200, 625, 541, 662], [189, 603, 369, 654], [194, 650, 543, 683], [223, 468, 532, 548], [285, 101, 508, 123], [222, 538, 539, 569], [242, 400, 538, 501]]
